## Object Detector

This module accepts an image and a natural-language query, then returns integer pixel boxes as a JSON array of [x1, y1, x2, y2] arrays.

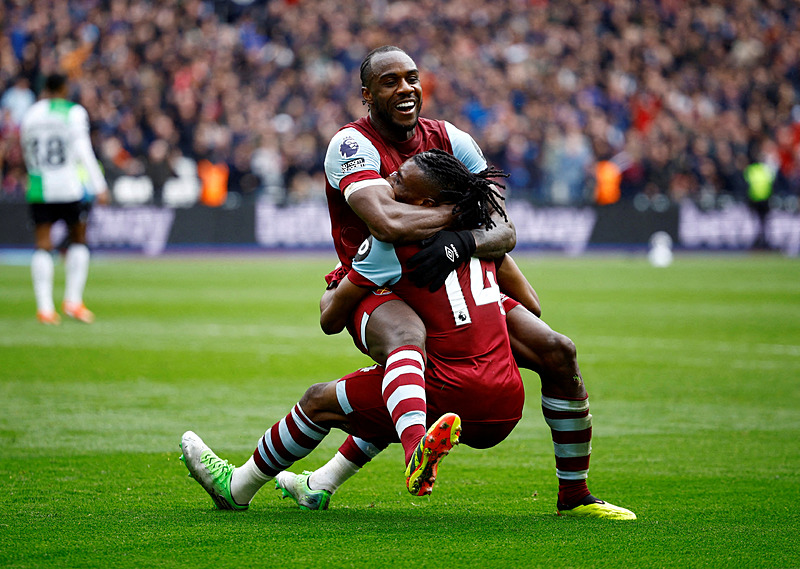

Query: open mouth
[[395, 100, 417, 114]]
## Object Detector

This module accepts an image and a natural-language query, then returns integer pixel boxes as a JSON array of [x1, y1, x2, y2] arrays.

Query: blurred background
[[1, 0, 799, 254]]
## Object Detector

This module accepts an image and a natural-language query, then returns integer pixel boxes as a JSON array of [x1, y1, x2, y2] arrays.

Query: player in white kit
[[20, 74, 109, 324]]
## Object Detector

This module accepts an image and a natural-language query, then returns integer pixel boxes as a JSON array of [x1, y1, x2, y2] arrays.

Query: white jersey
[[20, 98, 108, 203]]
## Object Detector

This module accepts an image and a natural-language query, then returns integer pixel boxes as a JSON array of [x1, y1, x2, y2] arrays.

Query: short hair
[[412, 148, 509, 230], [44, 73, 68, 93], [360, 45, 408, 88]]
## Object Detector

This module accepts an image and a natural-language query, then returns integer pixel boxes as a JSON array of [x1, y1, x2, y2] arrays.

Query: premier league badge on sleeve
[[339, 136, 359, 158], [338, 135, 366, 172]]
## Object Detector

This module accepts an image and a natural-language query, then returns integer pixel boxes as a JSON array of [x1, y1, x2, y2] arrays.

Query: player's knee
[[299, 382, 338, 422], [542, 331, 577, 370], [391, 324, 426, 351], [365, 314, 425, 364]]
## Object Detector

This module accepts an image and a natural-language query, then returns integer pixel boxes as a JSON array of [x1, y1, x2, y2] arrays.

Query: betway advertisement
[[1, 200, 798, 256]]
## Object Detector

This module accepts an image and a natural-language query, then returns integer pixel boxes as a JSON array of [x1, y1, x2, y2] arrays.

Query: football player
[[20, 73, 109, 324]]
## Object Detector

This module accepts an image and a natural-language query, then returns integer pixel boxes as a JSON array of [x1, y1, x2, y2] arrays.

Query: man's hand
[[407, 230, 476, 291]]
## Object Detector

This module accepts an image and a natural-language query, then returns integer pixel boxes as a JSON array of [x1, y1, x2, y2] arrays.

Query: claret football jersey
[[323, 116, 488, 267]]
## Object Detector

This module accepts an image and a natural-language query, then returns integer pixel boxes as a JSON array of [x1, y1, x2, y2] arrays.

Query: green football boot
[[179, 431, 248, 511], [275, 470, 332, 511]]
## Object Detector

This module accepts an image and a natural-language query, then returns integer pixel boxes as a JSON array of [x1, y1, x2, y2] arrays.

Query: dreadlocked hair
[[412, 148, 508, 231]]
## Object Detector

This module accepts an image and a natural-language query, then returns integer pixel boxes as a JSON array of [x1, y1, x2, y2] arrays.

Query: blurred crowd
[[1, 0, 799, 208]]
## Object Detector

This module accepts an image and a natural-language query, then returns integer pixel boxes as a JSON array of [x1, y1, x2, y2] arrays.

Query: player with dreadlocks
[[180, 150, 534, 509], [410, 148, 508, 233]]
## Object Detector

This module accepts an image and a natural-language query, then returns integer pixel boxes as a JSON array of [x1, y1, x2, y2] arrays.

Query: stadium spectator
[[0, 1, 797, 207], [1, 76, 35, 128]]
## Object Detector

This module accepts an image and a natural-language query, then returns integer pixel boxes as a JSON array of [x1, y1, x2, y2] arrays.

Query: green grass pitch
[[1, 252, 799, 568]]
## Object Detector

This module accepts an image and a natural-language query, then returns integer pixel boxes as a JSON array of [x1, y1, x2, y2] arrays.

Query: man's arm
[[319, 270, 378, 335], [347, 182, 452, 243], [320, 236, 403, 334], [473, 206, 516, 258], [71, 105, 110, 204], [319, 275, 370, 335], [496, 254, 541, 317]]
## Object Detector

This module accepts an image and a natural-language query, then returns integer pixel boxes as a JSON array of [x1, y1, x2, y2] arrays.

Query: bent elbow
[[504, 223, 517, 252], [505, 231, 517, 252]]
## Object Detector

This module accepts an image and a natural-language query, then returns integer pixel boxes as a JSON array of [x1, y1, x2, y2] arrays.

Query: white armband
[[344, 178, 392, 203]]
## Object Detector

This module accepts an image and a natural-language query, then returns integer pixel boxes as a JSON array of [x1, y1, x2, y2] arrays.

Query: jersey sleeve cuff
[[344, 177, 391, 203], [347, 268, 380, 288]]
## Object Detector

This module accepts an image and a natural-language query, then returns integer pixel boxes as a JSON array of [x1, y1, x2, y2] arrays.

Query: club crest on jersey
[[339, 136, 359, 158], [372, 287, 393, 296]]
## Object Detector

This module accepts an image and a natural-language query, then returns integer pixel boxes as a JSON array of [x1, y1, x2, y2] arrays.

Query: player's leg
[[505, 302, 635, 519], [180, 380, 347, 510], [62, 204, 95, 323], [359, 297, 462, 494], [505, 300, 585, 399], [275, 365, 395, 509], [305, 435, 384, 494], [276, 364, 461, 506], [30, 206, 59, 324], [354, 294, 429, 468], [275, 435, 389, 510], [274, 291, 427, 505]]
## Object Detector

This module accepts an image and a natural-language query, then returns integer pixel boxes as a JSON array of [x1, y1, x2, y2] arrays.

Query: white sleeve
[[70, 105, 108, 195], [324, 127, 382, 190], [444, 121, 488, 174]]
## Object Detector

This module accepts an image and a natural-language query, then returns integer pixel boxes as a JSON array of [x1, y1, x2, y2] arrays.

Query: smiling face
[[362, 50, 423, 142], [387, 158, 440, 206]]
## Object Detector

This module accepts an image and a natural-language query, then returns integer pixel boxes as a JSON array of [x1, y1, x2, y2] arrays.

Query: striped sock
[[541, 394, 593, 507], [338, 435, 387, 468], [251, 403, 330, 477], [382, 346, 427, 464]]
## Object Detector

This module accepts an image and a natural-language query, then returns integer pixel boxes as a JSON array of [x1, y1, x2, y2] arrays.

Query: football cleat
[[275, 470, 332, 511], [179, 431, 248, 511], [62, 301, 95, 324], [557, 495, 636, 520], [405, 412, 461, 496], [37, 311, 61, 325]]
